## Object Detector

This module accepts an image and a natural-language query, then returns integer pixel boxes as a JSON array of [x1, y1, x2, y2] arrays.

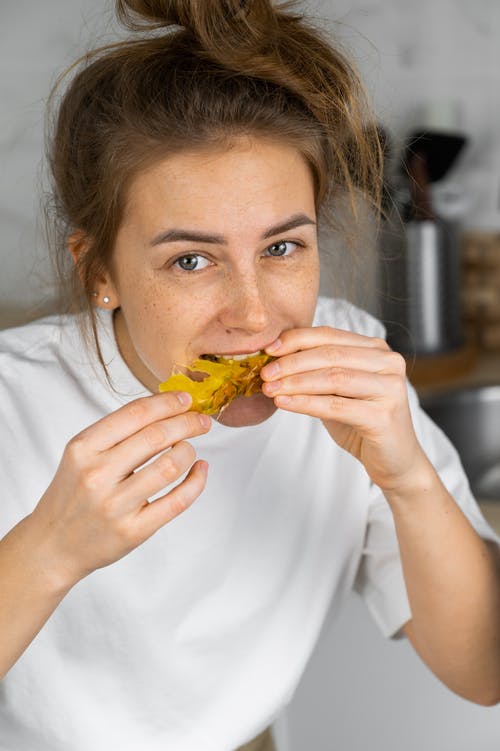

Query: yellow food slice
[[158, 353, 275, 415]]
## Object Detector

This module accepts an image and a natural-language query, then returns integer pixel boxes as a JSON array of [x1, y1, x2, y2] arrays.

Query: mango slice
[[159, 353, 275, 415]]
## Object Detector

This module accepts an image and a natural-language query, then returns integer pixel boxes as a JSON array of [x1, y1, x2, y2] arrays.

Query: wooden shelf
[[409, 347, 500, 397]]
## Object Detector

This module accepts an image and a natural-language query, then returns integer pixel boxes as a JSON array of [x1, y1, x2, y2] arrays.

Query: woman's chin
[[213, 392, 277, 427]]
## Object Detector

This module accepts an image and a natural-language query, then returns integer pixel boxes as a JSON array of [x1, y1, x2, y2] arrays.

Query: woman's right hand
[[30, 391, 210, 586]]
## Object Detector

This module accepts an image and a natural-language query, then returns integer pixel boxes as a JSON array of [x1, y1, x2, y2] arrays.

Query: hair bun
[[116, 0, 277, 36], [116, 0, 274, 32], [116, 0, 191, 30]]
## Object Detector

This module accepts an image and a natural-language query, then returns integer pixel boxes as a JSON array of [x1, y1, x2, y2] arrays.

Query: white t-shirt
[[0, 297, 497, 751]]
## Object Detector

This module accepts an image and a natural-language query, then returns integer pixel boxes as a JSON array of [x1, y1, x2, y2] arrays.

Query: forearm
[[0, 514, 75, 680], [385, 458, 500, 705]]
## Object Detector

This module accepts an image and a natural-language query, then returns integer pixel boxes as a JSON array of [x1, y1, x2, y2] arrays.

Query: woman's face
[[107, 135, 320, 427]]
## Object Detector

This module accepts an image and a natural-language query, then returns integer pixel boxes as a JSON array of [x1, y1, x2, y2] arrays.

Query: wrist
[[380, 454, 441, 508], [22, 512, 82, 597]]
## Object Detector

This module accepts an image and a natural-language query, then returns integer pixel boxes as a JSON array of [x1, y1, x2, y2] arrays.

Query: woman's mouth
[[159, 350, 275, 415], [200, 350, 263, 362]]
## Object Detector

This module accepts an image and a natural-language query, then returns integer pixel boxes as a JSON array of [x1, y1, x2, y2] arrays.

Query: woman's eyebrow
[[150, 228, 225, 246], [149, 213, 316, 247], [262, 213, 316, 239]]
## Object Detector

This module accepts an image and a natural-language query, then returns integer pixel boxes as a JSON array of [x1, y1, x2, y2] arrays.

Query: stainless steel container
[[421, 384, 500, 500], [379, 215, 464, 355]]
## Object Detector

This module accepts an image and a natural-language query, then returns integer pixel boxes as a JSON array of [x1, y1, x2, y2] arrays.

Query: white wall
[[280, 592, 500, 751], [0, 0, 113, 327], [1, 2, 500, 749]]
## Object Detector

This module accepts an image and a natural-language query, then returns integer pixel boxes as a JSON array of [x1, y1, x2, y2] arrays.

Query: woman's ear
[[67, 230, 120, 310], [67, 229, 88, 268]]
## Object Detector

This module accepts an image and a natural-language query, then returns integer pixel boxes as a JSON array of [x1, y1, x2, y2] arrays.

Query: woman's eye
[[174, 254, 211, 272], [264, 241, 299, 257]]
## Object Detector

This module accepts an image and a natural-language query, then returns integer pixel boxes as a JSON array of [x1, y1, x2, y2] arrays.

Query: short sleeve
[[353, 379, 500, 639]]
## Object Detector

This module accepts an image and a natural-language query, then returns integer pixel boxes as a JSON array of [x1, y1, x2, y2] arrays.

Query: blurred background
[[1, 1, 500, 749]]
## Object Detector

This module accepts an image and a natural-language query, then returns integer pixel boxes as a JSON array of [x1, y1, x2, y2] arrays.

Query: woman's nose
[[219, 275, 271, 333]]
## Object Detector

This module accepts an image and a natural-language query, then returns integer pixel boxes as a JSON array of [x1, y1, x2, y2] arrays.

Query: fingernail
[[264, 380, 281, 394], [198, 413, 211, 429], [275, 394, 291, 406], [176, 391, 192, 406], [264, 361, 280, 379], [265, 338, 282, 353]]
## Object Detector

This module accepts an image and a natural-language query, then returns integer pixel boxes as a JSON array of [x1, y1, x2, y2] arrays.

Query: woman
[[0, 1, 499, 749]]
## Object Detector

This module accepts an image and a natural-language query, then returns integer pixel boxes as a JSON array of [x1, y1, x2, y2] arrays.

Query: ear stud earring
[[91, 292, 110, 304]]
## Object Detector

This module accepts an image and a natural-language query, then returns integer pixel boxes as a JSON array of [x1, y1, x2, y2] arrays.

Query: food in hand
[[159, 352, 275, 415]]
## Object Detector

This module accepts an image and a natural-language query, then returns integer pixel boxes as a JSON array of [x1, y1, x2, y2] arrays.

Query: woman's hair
[[46, 0, 382, 361]]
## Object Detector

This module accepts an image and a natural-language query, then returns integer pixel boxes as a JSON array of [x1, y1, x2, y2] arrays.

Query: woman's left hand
[[261, 326, 429, 493]]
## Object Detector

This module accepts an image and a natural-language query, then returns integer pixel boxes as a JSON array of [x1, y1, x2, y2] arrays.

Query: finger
[[117, 440, 197, 510], [73, 391, 193, 454], [266, 326, 389, 357], [136, 459, 208, 539], [261, 345, 405, 382], [273, 392, 378, 431], [262, 368, 401, 401], [106, 411, 210, 481]]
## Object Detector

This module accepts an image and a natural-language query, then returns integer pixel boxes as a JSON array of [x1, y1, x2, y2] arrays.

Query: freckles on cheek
[[127, 277, 175, 340], [283, 274, 319, 324], [139, 294, 167, 325], [305, 265, 320, 309], [138, 289, 207, 352], [146, 299, 175, 337]]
